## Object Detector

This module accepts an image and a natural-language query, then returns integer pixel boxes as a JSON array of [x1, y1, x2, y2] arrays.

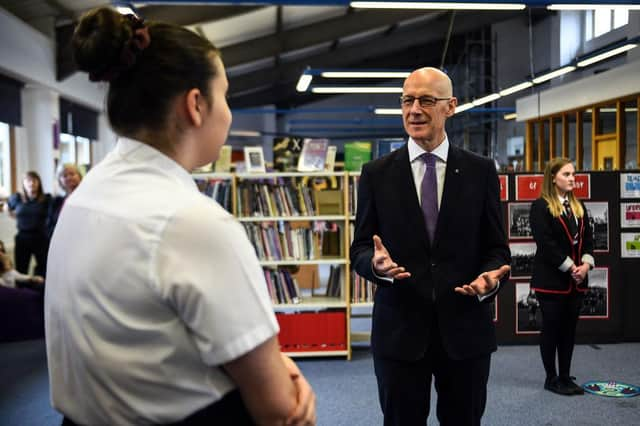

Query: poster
[[584, 201, 609, 252], [620, 173, 640, 198], [508, 202, 532, 239], [515, 282, 541, 334], [579, 267, 609, 319], [621, 232, 640, 258], [621, 202, 640, 227]]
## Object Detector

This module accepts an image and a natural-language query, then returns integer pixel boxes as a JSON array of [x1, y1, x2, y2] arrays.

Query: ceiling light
[[472, 93, 501, 106], [351, 1, 525, 10], [311, 87, 403, 94], [296, 74, 313, 92], [115, 6, 136, 15], [503, 113, 517, 120], [374, 108, 402, 115], [321, 71, 411, 78], [547, 4, 640, 10], [499, 81, 533, 96], [229, 130, 261, 137], [531, 66, 576, 84], [577, 43, 638, 67], [455, 103, 474, 113]]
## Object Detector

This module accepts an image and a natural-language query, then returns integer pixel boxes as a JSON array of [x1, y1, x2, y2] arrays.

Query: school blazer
[[529, 198, 594, 294], [350, 144, 510, 361]]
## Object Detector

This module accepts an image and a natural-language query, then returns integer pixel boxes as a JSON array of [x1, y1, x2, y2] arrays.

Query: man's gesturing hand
[[454, 264, 511, 296], [372, 235, 411, 280]]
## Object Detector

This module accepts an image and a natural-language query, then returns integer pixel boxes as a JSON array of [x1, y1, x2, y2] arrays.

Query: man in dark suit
[[350, 67, 511, 426]]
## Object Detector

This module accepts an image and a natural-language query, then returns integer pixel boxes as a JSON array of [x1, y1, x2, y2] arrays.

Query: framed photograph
[[621, 232, 640, 258], [297, 138, 329, 172], [580, 267, 609, 319], [621, 202, 640, 228], [244, 146, 266, 173], [584, 201, 609, 252], [515, 282, 541, 334], [509, 242, 536, 278], [508, 202, 532, 239], [620, 173, 640, 198]]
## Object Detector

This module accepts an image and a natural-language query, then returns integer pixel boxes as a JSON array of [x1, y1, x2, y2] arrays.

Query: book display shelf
[[194, 171, 357, 359]]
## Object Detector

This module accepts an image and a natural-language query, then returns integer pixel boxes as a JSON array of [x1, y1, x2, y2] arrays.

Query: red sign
[[516, 175, 543, 200], [498, 175, 508, 201], [573, 174, 591, 199]]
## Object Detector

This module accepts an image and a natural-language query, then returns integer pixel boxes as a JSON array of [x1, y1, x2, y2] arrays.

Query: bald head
[[404, 67, 453, 98]]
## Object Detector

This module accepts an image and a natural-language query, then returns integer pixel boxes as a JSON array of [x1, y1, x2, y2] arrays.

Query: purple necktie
[[421, 152, 438, 244]]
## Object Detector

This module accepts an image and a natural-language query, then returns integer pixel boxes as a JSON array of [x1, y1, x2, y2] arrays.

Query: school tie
[[421, 152, 439, 245], [563, 200, 578, 241]]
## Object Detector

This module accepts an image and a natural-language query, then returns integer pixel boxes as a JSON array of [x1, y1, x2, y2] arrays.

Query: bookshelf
[[197, 171, 355, 359]]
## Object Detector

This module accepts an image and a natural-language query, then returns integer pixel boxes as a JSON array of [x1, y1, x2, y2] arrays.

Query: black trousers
[[537, 291, 584, 379], [373, 318, 491, 426], [62, 389, 255, 426], [14, 232, 48, 277]]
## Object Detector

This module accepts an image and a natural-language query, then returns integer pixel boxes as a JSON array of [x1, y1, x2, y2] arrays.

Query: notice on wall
[[621, 232, 640, 258], [620, 173, 640, 199], [621, 203, 640, 228]]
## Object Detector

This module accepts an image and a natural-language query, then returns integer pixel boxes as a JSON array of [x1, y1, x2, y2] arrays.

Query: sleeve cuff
[[581, 254, 595, 269], [478, 281, 500, 302], [371, 263, 393, 284], [559, 257, 574, 272]]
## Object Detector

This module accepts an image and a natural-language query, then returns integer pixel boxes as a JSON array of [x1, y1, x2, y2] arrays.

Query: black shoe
[[561, 377, 585, 395], [544, 376, 574, 396]]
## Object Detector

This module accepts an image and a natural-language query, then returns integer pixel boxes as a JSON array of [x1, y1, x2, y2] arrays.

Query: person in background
[[6, 171, 51, 277], [350, 67, 511, 426], [0, 252, 44, 291], [47, 163, 83, 238], [46, 7, 315, 425], [529, 157, 594, 396]]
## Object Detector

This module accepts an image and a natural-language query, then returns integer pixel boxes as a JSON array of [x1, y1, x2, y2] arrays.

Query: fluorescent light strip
[[472, 93, 501, 106], [374, 108, 402, 115], [115, 6, 136, 15], [577, 43, 638, 67], [499, 81, 533, 96], [503, 113, 517, 120], [311, 87, 403, 94], [321, 71, 410, 78], [455, 103, 474, 113], [548, 4, 640, 10], [296, 74, 313, 92], [229, 130, 261, 137], [532, 66, 576, 84], [351, 1, 525, 10]]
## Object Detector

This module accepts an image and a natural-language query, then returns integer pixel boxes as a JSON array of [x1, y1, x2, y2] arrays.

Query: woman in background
[[529, 158, 594, 396], [46, 7, 315, 425], [47, 163, 82, 238], [6, 171, 51, 277]]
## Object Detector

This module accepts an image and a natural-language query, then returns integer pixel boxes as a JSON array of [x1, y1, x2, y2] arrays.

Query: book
[[315, 189, 343, 215], [214, 145, 232, 172], [273, 137, 304, 172], [325, 146, 337, 172], [344, 141, 372, 171], [297, 139, 329, 172]]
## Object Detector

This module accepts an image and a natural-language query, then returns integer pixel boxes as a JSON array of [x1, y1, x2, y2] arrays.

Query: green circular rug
[[583, 381, 640, 397]]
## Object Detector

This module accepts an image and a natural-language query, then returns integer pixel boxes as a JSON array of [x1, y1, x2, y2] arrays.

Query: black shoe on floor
[[544, 376, 574, 396], [561, 377, 585, 395]]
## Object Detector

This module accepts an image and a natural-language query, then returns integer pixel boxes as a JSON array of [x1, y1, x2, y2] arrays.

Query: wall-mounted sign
[[515, 175, 543, 200], [499, 175, 508, 201]]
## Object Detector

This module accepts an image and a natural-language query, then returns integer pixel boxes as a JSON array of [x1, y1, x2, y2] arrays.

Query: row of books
[[351, 273, 377, 303], [195, 178, 232, 212], [264, 268, 301, 305], [236, 180, 318, 217], [243, 222, 319, 261], [349, 175, 359, 217], [325, 265, 342, 298]]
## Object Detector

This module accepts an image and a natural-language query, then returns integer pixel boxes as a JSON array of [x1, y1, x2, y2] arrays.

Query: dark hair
[[72, 7, 220, 137], [22, 171, 45, 202]]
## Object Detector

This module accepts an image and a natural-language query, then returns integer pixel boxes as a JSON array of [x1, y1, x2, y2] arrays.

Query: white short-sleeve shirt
[[45, 137, 279, 425]]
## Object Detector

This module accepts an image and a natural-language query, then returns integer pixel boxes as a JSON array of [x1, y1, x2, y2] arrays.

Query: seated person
[[0, 252, 44, 291]]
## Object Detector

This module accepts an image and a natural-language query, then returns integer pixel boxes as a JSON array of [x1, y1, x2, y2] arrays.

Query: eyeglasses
[[399, 95, 451, 108]]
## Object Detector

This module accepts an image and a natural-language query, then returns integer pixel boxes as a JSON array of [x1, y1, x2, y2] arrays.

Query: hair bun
[[72, 8, 135, 81]]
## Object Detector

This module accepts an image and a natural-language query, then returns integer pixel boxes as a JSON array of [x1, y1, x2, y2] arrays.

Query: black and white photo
[[584, 201, 609, 252], [510, 242, 536, 278], [515, 282, 541, 334], [508, 202, 532, 239], [580, 267, 609, 319]]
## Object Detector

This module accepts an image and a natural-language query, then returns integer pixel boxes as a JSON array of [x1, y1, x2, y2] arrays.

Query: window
[[0, 122, 11, 197], [585, 9, 628, 41], [59, 133, 92, 169]]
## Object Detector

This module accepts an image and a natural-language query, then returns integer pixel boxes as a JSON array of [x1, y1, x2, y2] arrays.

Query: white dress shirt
[[45, 137, 279, 425]]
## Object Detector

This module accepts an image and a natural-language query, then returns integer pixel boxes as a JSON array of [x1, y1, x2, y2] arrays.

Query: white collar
[[115, 137, 197, 191], [408, 135, 449, 163]]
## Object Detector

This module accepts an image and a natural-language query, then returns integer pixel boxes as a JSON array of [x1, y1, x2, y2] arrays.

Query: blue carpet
[[1, 340, 639, 425]]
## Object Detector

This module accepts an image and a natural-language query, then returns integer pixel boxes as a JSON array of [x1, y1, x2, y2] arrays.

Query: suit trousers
[[537, 291, 584, 379], [373, 314, 491, 426]]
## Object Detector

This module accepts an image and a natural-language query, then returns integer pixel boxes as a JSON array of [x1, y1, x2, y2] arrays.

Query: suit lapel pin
[[455, 169, 460, 174]]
